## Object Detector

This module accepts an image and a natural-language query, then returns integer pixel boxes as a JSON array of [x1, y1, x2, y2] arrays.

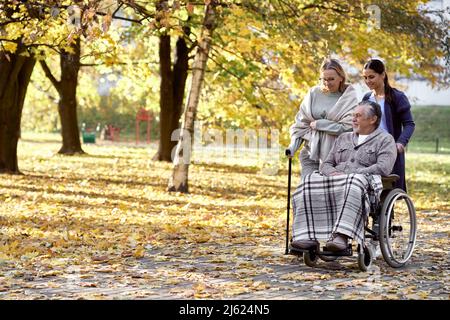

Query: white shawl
[[290, 84, 358, 161]]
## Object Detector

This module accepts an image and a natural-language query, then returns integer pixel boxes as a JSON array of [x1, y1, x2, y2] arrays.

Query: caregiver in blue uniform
[[362, 58, 415, 191]]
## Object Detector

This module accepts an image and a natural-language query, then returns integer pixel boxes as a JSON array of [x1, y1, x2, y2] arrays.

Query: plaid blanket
[[292, 172, 383, 245]]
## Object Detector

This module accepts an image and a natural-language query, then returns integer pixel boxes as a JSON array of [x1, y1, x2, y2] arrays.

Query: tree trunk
[[171, 34, 189, 149], [40, 37, 83, 155], [168, 2, 218, 193], [0, 49, 36, 174], [153, 34, 175, 161], [153, 33, 189, 162], [58, 37, 83, 154]]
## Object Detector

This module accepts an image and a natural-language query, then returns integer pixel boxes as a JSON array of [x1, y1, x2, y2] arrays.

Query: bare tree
[[168, 1, 218, 193]]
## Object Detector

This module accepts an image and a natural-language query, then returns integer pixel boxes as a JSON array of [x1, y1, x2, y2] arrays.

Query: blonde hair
[[320, 58, 347, 93]]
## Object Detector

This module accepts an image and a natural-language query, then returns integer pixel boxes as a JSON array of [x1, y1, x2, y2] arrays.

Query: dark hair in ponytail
[[364, 59, 395, 107]]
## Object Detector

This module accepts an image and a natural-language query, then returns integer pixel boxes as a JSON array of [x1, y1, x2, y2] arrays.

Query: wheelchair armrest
[[381, 174, 400, 189]]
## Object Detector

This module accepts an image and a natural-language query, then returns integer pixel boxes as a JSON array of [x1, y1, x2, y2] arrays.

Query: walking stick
[[285, 151, 292, 255]]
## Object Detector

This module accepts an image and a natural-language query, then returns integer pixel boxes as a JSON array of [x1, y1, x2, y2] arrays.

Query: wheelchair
[[284, 155, 417, 272]]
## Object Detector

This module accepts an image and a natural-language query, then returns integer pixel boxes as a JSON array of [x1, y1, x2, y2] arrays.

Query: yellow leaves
[[238, 27, 251, 38], [163, 223, 178, 234], [3, 194, 13, 203], [193, 282, 206, 293], [0, 240, 20, 253], [327, 23, 338, 31], [260, 222, 272, 230], [406, 292, 430, 299], [21, 251, 40, 261], [41, 270, 63, 278], [1, 134, 447, 299], [102, 12, 113, 34], [193, 234, 211, 243], [133, 246, 145, 258], [186, 2, 195, 15], [251, 281, 270, 290], [66, 28, 79, 44], [1, 41, 18, 53], [280, 272, 332, 282], [92, 255, 110, 263], [169, 25, 185, 38], [252, 248, 272, 258], [82, 7, 97, 26]]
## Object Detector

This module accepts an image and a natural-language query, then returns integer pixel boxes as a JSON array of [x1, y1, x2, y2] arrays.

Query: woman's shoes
[[325, 233, 348, 252], [291, 239, 319, 250]]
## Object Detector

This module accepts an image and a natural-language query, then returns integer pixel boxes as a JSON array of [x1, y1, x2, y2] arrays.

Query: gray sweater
[[310, 87, 346, 135], [320, 128, 397, 176], [288, 85, 358, 162]]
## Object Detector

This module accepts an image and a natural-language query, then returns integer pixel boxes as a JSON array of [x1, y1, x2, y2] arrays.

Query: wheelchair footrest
[[289, 244, 353, 257], [320, 245, 353, 257], [288, 246, 304, 256]]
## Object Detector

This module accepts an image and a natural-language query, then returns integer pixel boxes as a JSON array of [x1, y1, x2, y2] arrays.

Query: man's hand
[[396, 143, 405, 154], [310, 121, 317, 130]]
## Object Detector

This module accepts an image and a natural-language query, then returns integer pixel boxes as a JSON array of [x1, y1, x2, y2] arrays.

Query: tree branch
[[79, 60, 159, 67], [30, 79, 58, 103], [39, 60, 61, 94]]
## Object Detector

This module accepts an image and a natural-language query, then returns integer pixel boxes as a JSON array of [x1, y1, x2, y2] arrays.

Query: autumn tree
[[38, 1, 142, 154], [40, 36, 84, 155], [123, 1, 193, 161], [0, 0, 150, 167], [147, 1, 190, 161], [0, 0, 98, 169], [203, 0, 449, 136], [0, 1, 50, 173], [0, 47, 35, 173], [37, 0, 191, 161], [168, 0, 218, 192]]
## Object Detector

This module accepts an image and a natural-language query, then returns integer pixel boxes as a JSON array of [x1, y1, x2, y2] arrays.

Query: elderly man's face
[[352, 105, 377, 135]]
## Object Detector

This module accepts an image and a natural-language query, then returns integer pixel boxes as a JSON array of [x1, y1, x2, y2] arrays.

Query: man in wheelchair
[[291, 100, 397, 253]]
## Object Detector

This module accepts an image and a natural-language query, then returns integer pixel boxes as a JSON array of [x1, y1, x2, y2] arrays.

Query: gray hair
[[358, 100, 382, 128]]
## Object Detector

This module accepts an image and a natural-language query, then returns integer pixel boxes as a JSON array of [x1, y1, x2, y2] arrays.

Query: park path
[[0, 226, 448, 300]]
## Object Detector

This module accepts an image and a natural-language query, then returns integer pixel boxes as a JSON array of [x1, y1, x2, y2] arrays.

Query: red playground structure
[[136, 108, 153, 144]]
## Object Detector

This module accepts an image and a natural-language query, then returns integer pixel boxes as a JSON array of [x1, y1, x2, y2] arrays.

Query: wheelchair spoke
[[388, 198, 412, 261], [379, 189, 417, 267]]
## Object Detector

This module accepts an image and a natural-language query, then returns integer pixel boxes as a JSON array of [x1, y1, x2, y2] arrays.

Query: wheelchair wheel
[[319, 254, 338, 262], [379, 188, 417, 268], [303, 251, 318, 267], [357, 244, 372, 271]]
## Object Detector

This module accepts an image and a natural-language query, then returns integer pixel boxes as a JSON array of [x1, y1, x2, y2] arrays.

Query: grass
[[411, 105, 450, 141], [408, 105, 450, 154]]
